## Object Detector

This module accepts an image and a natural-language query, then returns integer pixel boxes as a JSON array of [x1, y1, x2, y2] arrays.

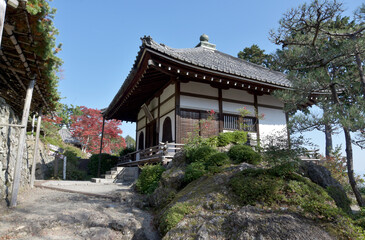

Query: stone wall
[[0, 97, 52, 204]]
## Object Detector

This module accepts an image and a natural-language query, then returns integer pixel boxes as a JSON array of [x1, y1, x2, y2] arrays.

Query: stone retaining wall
[[0, 97, 52, 204]]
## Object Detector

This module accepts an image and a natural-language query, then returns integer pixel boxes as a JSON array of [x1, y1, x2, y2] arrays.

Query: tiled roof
[[144, 37, 291, 87]]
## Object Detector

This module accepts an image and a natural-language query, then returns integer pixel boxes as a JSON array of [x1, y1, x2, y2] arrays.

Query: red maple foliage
[[70, 106, 126, 154]]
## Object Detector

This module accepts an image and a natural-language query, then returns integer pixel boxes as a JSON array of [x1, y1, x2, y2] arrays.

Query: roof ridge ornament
[[141, 35, 153, 45], [196, 34, 216, 50]]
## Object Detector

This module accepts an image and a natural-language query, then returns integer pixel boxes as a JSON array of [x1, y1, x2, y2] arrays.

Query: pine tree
[[271, 0, 365, 206]]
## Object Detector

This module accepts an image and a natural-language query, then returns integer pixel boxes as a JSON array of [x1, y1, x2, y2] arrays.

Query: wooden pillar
[[158, 95, 160, 142], [31, 114, 35, 139], [30, 109, 42, 188], [10, 78, 35, 207], [175, 79, 181, 143], [218, 88, 223, 132], [285, 112, 291, 149], [97, 116, 106, 178], [253, 93, 260, 144]]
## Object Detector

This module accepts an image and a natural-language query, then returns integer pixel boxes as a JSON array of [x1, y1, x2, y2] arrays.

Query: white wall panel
[[160, 83, 175, 102], [180, 95, 219, 111], [258, 95, 284, 108], [222, 101, 255, 116], [148, 97, 158, 111], [222, 88, 254, 102], [258, 107, 287, 145], [181, 81, 218, 97], [137, 117, 146, 129], [138, 108, 144, 120], [160, 96, 175, 116]]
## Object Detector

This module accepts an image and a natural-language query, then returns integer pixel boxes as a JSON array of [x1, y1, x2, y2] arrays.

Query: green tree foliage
[[270, 0, 365, 207], [238, 44, 273, 68], [125, 135, 136, 148], [88, 153, 119, 177], [228, 145, 261, 165]]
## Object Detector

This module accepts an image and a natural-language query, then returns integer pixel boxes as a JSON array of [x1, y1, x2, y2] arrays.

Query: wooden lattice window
[[223, 114, 257, 132]]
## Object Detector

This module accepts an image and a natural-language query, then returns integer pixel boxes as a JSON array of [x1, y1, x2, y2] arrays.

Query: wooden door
[[146, 120, 157, 148]]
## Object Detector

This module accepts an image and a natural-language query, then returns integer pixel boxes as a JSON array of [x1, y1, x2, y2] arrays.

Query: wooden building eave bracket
[[141, 103, 154, 122]]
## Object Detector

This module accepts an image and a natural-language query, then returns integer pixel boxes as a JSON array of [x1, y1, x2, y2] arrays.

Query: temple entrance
[[145, 120, 158, 148]]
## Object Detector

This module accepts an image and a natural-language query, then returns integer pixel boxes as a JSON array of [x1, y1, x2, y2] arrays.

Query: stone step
[[91, 178, 115, 184], [111, 167, 125, 172], [105, 170, 118, 175]]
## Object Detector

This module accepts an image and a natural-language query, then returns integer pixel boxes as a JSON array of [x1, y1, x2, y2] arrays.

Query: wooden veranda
[[118, 142, 184, 167]]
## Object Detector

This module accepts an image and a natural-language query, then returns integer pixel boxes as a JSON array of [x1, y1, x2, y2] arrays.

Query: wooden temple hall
[[104, 34, 293, 165]]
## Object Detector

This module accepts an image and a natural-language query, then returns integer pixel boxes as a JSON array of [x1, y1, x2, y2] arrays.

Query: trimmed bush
[[188, 145, 217, 163], [136, 164, 166, 194], [228, 145, 261, 165], [217, 132, 235, 147], [205, 152, 230, 167], [184, 162, 206, 183], [232, 131, 248, 144]]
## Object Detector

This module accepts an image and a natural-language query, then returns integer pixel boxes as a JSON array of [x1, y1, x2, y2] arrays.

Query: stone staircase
[[91, 166, 139, 184]]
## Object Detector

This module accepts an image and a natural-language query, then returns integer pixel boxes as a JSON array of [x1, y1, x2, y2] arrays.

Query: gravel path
[[0, 181, 160, 240]]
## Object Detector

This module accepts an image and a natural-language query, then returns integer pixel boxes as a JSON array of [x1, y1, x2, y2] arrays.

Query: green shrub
[[136, 164, 165, 194], [267, 161, 299, 177], [205, 152, 230, 167], [228, 145, 261, 165], [326, 186, 351, 214], [230, 167, 343, 220], [88, 153, 119, 177], [230, 171, 284, 205], [184, 162, 206, 183], [232, 131, 248, 145], [205, 136, 218, 147], [187, 145, 217, 163], [217, 132, 235, 147], [159, 202, 192, 236]]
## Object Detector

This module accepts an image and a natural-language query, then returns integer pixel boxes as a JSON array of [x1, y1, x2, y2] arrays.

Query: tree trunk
[[344, 127, 364, 207], [354, 44, 365, 99], [324, 123, 333, 159]]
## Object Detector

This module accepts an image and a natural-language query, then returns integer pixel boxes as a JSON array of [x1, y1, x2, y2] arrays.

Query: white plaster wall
[[222, 101, 255, 116], [181, 81, 218, 97], [136, 128, 145, 150], [258, 95, 284, 108], [137, 117, 146, 129], [137, 108, 145, 120], [222, 88, 254, 102], [160, 83, 175, 102], [180, 95, 219, 111], [159, 110, 175, 142], [148, 97, 158, 111], [160, 96, 175, 116], [258, 107, 287, 145]]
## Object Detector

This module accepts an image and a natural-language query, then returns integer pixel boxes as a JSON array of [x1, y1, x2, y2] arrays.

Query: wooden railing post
[[10, 78, 35, 207], [30, 109, 42, 188]]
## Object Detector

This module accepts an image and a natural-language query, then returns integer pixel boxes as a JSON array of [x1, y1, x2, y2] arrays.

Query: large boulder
[[301, 161, 351, 213], [148, 151, 187, 208]]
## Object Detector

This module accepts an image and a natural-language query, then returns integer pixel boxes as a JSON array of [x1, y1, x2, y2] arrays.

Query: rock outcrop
[[150, 151, 362, 239], [301, 161, 351, 213]]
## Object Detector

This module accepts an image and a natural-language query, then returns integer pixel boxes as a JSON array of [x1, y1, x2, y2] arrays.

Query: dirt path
[[0, 181, 160, 240]]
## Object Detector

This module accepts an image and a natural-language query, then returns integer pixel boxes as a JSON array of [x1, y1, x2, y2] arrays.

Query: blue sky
[[50, 0, 364, 173]]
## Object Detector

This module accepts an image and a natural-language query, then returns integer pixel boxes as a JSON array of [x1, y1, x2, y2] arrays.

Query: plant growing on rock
[[228, 145, 261, 165], [136, 164, 166, 194]]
